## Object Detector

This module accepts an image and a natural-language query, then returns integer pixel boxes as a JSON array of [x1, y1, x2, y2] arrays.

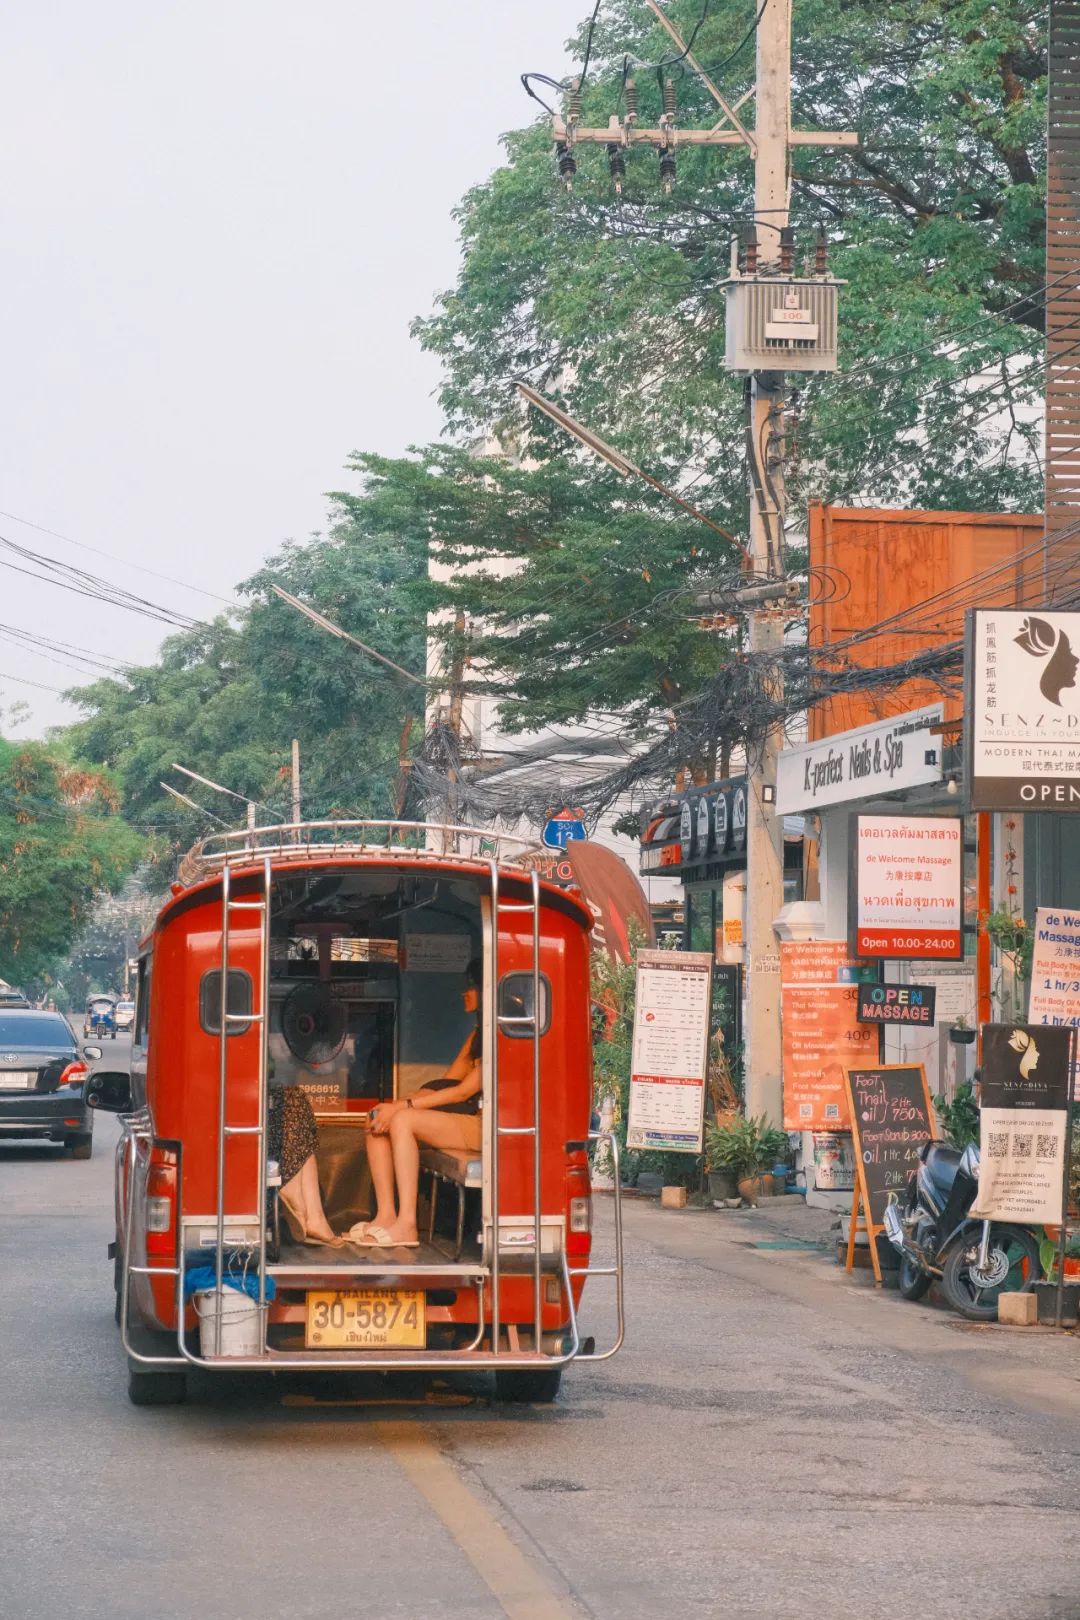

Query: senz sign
[[850, 813, 964, 961], [967, 608, 1080, 810]]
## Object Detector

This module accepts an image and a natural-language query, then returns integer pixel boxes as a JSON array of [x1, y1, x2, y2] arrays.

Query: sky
[[0, 0, 588, 735]]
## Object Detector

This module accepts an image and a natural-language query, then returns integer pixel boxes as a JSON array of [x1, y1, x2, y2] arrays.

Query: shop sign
[[679, 801, 693, 863], [517, 850, 576, 884], [780, 940, 877, 1130], [967, 608, 1080, 810], [1028, 907, 1080, 1090], [731, 784, 748, 851], [776, 703, 944, 815], [857, 983, 937, 1026], [714, 790, 730, 852], [974, 1023, 1077, 1225], [850, 813, 963, 960], [627, 949, 713, 1153], [696, 795, 712, 857]]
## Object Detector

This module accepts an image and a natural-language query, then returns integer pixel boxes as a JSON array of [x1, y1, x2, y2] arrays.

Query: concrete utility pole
[[742, 0, 794, 1126], [291, 738, 301, 827]]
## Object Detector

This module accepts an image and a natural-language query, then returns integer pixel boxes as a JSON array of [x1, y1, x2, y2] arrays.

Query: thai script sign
[[850, 814, 964, 960]]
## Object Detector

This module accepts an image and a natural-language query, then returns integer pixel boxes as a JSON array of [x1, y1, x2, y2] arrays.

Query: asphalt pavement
[[4, 1052, 1080, 1620]]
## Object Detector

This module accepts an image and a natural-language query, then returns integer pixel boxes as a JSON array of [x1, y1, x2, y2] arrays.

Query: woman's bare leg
[[281, 1153, 337, 1241], [378, 1110, 480, 1244], [365, 1132, 398, 1229]]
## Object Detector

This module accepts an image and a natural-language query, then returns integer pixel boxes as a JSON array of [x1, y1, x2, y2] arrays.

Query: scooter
[[882, 1139, 1041, 1320]]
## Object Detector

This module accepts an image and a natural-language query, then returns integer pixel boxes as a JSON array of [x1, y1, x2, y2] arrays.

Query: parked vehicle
[[0, 1010, 103, 1157], [0, 983, 31, 1009], [114, 1000, 136, 1033], [84, 996, 117, 1040], [883, 1138, 1040, 1320], [88, 819, 623, 1407]]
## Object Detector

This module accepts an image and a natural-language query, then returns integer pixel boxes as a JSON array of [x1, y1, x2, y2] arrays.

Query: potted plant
[[1033, 1228, 1080, 1326], [948, 1016, 976, 1046], [705, 1116, 788, 1203]]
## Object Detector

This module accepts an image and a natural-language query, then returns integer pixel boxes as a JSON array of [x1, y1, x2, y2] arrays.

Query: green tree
[[61, 494, 429, 841], [0, 742, 143, 987], [415, 0, 1047, 515], [352, 445, 741, 750]]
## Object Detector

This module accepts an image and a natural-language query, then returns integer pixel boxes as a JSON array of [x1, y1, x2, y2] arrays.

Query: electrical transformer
[[723, 276, 840, 374]]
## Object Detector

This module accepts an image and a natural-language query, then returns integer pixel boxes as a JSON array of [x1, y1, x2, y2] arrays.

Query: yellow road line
[[370, 1420, 579, 1620]]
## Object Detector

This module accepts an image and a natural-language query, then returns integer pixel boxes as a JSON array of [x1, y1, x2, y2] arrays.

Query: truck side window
[[200, 970, 254, 1036], [498, 972, 551, 1037], [134, 959, 151, 1048]]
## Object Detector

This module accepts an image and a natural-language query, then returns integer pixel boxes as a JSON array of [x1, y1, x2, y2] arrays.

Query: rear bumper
[[0, 1088, 90, 1138]]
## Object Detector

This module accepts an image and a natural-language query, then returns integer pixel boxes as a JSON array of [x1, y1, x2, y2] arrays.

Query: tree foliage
[[352, 445, 741, 743], [61, 493, 429, 843], [415, 0, 1047, 515], [0, 742, 142, 986]]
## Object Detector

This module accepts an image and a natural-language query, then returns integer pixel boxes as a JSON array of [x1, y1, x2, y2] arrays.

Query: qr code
[[799, 1103, 813, 1120], [825, 1104, 839, 1120], [1012, 1133, 1033, 1160], [986, 1131, 1009, 1160], [1036, 1133, 1060, 1162]]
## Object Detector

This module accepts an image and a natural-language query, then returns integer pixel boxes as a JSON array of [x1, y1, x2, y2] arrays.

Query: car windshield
[[0, 1013, 75, 1049], [116, 1002, 134, 1012]]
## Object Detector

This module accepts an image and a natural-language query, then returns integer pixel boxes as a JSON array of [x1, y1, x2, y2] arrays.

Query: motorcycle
[[883, 1139, 1040, 1321]]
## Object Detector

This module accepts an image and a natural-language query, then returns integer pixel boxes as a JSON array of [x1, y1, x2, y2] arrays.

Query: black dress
[[268, 1083, 319, 1184]]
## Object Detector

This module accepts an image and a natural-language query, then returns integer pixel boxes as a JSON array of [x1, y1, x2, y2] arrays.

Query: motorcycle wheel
[[941, 1224, 1040, 1321], [898, 1251, 932, 1301]]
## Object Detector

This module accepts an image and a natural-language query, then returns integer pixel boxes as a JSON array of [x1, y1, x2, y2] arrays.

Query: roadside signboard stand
[[842, 1063, 936, 1287]]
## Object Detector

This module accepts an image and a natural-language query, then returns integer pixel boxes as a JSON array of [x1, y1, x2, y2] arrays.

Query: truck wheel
[[66, 1134, 93, 1160], [493, 1368, 562, 1404], [127, 1367, 187, 1406]]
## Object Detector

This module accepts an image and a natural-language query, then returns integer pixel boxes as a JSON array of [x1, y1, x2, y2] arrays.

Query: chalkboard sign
[[842, 1064, 936, 1286]]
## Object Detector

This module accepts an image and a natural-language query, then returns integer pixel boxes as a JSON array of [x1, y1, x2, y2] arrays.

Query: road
[[5, 1044, 1080, 1620]]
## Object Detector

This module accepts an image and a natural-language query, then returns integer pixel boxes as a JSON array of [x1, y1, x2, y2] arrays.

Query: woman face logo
[[1014, 616, 1079, 707]]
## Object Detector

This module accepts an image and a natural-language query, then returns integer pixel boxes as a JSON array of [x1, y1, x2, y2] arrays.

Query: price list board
[[842, 1064, 936, 1286], [627, 950, 713, 1153]]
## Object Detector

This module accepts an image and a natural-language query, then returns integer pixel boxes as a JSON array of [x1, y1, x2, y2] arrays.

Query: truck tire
[[493, 1368, 562, 1404], [127, 1367, 187, 1406]]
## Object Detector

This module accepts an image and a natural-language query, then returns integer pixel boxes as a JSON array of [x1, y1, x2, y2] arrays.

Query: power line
[[0, 508, 237, 608]]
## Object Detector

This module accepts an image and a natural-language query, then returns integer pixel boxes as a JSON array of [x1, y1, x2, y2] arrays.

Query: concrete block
[[998, 1291, 1038, 1326], [661, 1185, 689, 1209]]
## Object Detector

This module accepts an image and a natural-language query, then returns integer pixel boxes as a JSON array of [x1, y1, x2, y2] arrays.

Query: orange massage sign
[[780, 940, 878, 1131]]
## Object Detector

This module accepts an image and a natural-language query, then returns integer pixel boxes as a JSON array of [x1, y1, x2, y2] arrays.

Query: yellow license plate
[[305, 1288, 426, 1350]]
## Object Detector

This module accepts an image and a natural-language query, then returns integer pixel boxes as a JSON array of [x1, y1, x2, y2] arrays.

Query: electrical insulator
[[607, 143, 626, 195], [662, 76, 677, 121], [625, 76, 638, 124], [556, 142, 576, 190], [659, 148, 676, 194], [815, 223, 829, 275], [567, 77, 582, 125], [744, 227, 759, 276], [779, 226, 795, 276]]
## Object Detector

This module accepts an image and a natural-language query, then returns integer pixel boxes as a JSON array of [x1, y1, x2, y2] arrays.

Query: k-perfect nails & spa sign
[[967, 608, 1080, 810]]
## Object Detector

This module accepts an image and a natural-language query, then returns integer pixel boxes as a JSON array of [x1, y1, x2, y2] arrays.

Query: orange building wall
[[807, 503, 1044, 741]]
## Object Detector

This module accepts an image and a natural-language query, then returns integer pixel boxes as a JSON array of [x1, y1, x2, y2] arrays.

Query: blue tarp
[[183, 1261, 275, 1302]]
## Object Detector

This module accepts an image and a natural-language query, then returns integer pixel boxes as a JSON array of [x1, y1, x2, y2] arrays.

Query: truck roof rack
[[178, 818, 544, 887]]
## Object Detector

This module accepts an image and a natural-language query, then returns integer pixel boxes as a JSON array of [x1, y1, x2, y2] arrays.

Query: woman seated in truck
[[350, 961, 482, 1248], [270, 1082, 343, 1247]]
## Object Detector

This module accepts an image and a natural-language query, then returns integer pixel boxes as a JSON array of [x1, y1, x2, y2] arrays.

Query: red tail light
[[566, 1165, 592, 1257], [146, 1144, 179, 1258], [59, 1061, 87, 1087]]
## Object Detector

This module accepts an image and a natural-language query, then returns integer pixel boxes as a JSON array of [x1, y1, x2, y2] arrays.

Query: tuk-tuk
[[88, 820, 623, 1407], [84, 996, 117, 1040]]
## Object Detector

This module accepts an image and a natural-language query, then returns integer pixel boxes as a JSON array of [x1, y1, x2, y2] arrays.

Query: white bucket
[[195, 1287, 262, 1357], [812, 1131, 856, 1192]]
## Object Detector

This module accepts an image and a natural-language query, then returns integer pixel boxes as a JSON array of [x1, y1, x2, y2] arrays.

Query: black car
[[0, 1011, 102, 1159]]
